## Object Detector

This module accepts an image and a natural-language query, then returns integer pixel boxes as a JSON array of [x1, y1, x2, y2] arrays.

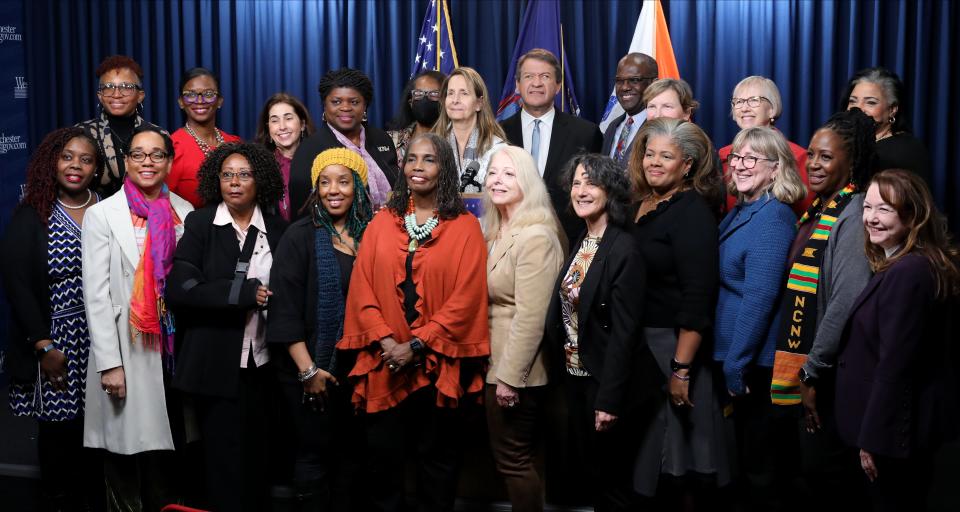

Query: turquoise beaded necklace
[[404, 196, 439, 252]]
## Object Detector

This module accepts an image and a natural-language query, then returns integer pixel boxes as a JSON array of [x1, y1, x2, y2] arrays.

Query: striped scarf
[[771, 183, 856, 405], [313, 223, 345, 373]]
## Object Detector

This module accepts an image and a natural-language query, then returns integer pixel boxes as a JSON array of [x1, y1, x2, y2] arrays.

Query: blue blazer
[[713, 196, 796, 393], [835, 252, 960, 458]]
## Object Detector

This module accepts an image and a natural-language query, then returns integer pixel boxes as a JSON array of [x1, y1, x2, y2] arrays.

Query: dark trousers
[[278, 372, 363, 511], [194, 363, 274, 512], [364, 386, 467, 512], [563, 374, 642, 512], [102, 450, 177, 512], [484, 384, 545, 512], [867, 453, 934, 511], [731, 366, 803, 512], [37, 417, 104, 512], [799, 372, 867, 512]]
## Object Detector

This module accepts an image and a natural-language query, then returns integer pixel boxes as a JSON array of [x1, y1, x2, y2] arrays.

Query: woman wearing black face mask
[[386, 70, 446, 169]]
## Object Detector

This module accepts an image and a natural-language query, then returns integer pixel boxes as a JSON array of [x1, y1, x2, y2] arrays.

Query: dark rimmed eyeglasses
[[727, 153, 776, 169], [410, 89, 441, 101], [97, 82, 142, 97], [731, 96, 771, 109], [614, 76, 658, 87], [128, 150, 169, 163], [181, 90, 220, 104]]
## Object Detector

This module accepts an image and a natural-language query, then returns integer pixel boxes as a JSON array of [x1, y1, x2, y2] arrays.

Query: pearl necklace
[[184, 123, 225, 154], [404, 213, 439, 253], [57, 189, 93, 210]]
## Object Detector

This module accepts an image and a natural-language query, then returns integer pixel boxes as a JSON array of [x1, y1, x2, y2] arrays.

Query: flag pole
[[436, 0, 442, 70], [560, 23, 566, 113]]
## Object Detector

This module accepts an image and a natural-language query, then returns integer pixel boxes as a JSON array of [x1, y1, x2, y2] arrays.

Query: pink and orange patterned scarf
[[124, 179, 177, 370]]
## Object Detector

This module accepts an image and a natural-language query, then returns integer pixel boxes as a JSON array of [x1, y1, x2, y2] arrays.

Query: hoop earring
[[322, 113, 326, 123], [362, 112, 368, 123], [889, 115, 896, 124]]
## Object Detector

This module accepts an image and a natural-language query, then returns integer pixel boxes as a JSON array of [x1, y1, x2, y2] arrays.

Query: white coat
[[81, 190, 193, 455]]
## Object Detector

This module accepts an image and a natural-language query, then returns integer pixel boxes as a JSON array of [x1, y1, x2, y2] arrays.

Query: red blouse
[[168, 128, 242, 208], [337, 209, 490, 413]]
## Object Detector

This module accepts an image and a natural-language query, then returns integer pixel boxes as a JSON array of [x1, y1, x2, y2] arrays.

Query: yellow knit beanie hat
[[310, 148, 368, 188]]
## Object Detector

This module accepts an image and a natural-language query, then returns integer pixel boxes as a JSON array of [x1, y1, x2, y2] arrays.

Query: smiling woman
[[166, 141, 287, 512], [168, 67, 243, 208]]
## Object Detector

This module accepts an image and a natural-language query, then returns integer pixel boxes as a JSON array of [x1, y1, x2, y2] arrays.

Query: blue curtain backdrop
[[20, 0, 960, 221]]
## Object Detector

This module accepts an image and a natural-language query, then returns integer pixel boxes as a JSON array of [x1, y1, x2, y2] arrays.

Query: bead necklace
[[57, 189, 94, 210], [184, 123, 225, 154], [404, 196, 439, 253]]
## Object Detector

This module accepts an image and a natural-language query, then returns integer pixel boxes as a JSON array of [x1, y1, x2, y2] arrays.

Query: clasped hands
[[380, 336, 418, 373]]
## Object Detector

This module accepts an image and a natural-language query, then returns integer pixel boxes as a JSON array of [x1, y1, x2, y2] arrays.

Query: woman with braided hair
[[166, 142, 287, 511], [2, 127, 104, 511], [288, 67, 399, 217], [338, 133, 489, 511], [768, 107, 877, 508], [267, 147, 373, 510]]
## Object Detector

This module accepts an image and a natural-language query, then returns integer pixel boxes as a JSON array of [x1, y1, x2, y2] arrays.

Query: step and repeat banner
[[0, 1, 29, 385]]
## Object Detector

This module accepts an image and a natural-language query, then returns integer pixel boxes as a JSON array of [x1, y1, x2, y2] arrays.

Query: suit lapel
[[719, 198, 769, 243], [503, 114, 523, 147], [601, 114, 625, 155], [576, 227, 620, 331], [105, 192, 141, 270], [543, 113, 569, 183], [847, 271, 883, 320], [487, 228, 517, 274]]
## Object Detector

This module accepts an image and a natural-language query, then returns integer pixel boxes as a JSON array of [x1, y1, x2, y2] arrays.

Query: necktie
[[614, 116, 635, 163], [531, 119, 542, 164]]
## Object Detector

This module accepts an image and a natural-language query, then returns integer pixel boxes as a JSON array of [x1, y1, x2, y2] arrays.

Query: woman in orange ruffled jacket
[[337, 132, 489, 512]]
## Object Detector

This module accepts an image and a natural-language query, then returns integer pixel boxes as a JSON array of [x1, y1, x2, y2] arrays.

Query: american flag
[[410, 0, 459, 77]]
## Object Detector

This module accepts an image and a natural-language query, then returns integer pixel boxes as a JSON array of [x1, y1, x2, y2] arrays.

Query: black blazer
[[288, 123, 399, 220], [500, 110, 603, 246], [1, 206, 52, 381], [167, 205, 287, 398], [600, 113, 641, 161], [835, 252, 960, 458], [544, 224, 662, 415]]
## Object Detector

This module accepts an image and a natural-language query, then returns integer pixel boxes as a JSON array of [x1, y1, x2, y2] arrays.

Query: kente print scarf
[[771, 182, 856, 404], [124, 179, 177, 370]]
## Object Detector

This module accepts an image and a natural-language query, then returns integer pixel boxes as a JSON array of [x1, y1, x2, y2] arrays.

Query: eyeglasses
[[614, 76, 658, 87], [731, 96, 770, 109], [97, 82, 142, 97], [181, 90, 220, 104], [220, 171, 254, 182], [410, 89, 441, 101], [727, 153, 776, 169], [128, 150, 169, 163], [520, 72, 555, 83]]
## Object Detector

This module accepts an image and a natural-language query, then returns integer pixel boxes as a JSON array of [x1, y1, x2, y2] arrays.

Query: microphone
[[460, 160, 482, 192]]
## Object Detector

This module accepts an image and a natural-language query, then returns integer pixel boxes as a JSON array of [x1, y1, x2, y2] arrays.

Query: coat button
[[838, 360, 845, 368]]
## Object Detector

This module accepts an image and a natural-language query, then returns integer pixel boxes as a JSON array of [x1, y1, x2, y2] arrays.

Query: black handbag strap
[[228, 226, 260, 306]]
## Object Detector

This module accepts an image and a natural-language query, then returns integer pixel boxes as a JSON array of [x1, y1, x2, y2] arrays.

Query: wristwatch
[[409, 338, 425, 355], [36, 344, 56, 358], [798, 367, 818, 386], [670, 358, 691, 372]]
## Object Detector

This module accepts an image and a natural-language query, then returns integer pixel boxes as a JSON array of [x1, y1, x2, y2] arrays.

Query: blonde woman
[[434, 67, 508, 192], [713, 127, 805, 508], [482, 146, 565, 512]]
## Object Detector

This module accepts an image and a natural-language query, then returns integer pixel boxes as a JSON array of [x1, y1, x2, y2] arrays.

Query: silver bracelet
[[297, 364, 319, 382]]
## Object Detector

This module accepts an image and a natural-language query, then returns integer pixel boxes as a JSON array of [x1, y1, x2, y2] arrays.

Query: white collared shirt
[[608, 110, 647, 159], [213, 202, 272, 368], [521, 107, 556, 176]]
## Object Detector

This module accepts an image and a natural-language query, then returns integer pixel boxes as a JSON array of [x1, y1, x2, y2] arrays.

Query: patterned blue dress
[[9, 204, 91, 421]]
